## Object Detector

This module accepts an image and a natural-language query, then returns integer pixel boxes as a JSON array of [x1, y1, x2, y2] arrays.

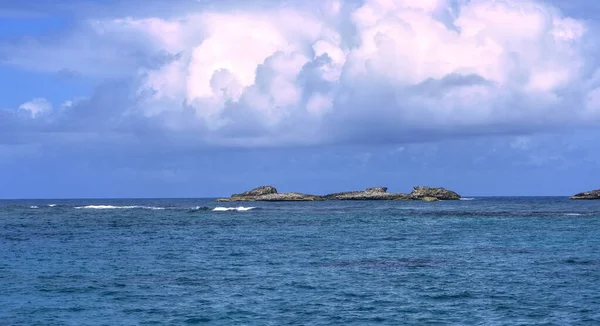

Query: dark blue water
[[1, 197, 600, 325]]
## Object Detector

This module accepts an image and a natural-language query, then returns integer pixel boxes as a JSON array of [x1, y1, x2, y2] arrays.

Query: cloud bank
[[3, 0, 600, 147]]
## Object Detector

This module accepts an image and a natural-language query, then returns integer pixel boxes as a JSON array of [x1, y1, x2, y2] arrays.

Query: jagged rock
[[234, 185, 278, 197], [422, 197, 440, 202], [321, 187, 411, 200], [410, 186, 461, 200], [366, 187, 388, 193], [216, 186, 321, 202], [570, 189, 600, 200]]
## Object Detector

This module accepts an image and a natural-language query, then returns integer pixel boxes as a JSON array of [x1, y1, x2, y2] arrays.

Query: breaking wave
[[74, 205, 165, 210], [189, 206, 210, 211], [21, 205, 255, 212], [212, 206, 256, 212]]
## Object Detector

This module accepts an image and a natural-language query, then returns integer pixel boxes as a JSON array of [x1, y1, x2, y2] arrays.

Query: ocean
[[1, 197, 600, 325]]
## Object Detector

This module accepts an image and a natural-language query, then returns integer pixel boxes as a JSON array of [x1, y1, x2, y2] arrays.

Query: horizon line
[[0, 195, 578, 200]]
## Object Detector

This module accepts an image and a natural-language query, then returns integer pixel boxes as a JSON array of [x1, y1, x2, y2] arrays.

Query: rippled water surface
[[1, 197, 600, 325]]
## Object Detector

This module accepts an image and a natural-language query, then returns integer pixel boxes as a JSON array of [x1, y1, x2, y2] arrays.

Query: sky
[[1, 0, 600, 198]]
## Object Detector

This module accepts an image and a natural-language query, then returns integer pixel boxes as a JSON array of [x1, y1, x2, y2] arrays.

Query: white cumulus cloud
[[3, 0, 600, 146]]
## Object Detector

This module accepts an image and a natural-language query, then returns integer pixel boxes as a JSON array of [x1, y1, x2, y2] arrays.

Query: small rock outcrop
[[234, 185, 277, 197], [216, 186, 321, 202], [570, 189, 600, 200], [410, 186, 461, 200], [322, 187, 411, 200]]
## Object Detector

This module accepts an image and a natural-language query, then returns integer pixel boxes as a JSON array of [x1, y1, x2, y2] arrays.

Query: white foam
[[30, 206, 38, 209], [460, 198, 475, 201], [48, 204, 57, 207], [565, 213, 583, 216], [74, 205, 165, 210], [212, 206, 256, 212]]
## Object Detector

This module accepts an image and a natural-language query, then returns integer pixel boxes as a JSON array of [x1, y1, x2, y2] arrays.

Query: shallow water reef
[[215, 185, 461, 202], [570, 189, 600, 200]]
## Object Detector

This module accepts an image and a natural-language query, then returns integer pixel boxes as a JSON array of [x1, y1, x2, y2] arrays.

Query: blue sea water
[[1, 197, 600, 325]]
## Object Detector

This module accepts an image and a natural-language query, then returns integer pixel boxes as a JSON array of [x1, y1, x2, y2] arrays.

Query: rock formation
[[233, 185, 277, 197], [216, 185, 461, 202], [321, 187, 411, 200], [570, 189, 600, 200], [410, 186, 461, 200], [216, 186, 322, 202]]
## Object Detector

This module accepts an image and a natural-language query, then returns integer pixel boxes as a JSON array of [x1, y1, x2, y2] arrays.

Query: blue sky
[[1, 0, 600, 198]]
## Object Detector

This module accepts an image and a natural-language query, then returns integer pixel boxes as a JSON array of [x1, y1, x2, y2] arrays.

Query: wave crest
[[74, 205, 165, 210], [212, 206, 256, 212]]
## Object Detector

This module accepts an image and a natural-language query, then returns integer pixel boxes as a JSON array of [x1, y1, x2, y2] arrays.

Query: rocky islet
[[216, 185, 462, 202], [570, 189, 600, 200]]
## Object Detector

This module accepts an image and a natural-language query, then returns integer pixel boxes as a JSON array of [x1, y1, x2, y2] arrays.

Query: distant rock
[[322, 187, 411, 200], [570, 189, 600, 200], [216, 186, 322, 202], [216, 185, 461, 202], [234, 185, 277, 197], [410, 186, 461, 200]]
